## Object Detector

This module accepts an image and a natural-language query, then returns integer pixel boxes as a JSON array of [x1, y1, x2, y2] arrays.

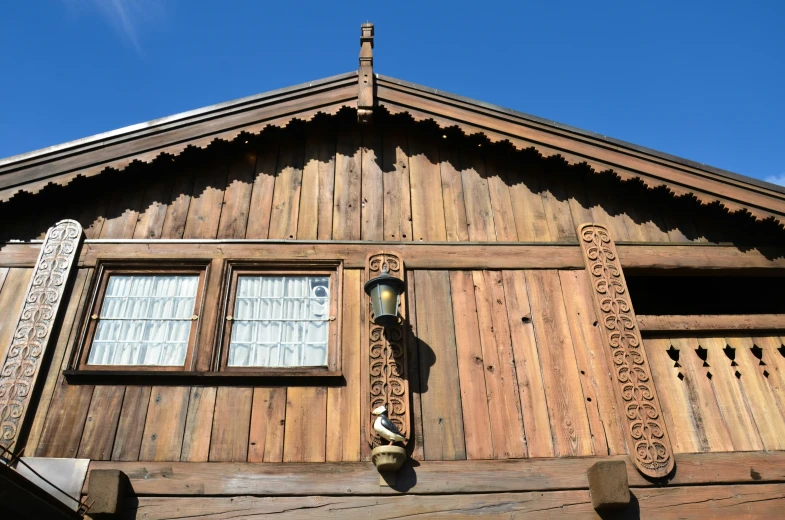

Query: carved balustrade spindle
[[365, 252, 410, 447], [577, 223, 674, 479], [0, 220, 84, 450]]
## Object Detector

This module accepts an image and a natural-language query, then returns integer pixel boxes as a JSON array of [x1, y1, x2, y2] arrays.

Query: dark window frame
[[214, 260, 344, 376], [73, 260, 209, 372]]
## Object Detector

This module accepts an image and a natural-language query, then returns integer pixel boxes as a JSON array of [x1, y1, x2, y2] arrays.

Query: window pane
[[87, 274, 198, 366], [228, 275, 330, 367]]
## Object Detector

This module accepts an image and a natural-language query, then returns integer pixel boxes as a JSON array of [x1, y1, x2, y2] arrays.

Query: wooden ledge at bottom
[[84, 451, 785, 497]]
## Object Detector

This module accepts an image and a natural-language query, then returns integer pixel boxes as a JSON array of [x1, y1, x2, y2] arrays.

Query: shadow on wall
[[1, 107, 783, 257], [597, 493, 641, 520]]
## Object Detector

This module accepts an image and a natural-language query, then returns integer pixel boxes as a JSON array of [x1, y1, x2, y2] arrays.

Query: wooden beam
[[124, 484, 785, 520], [85, 451, 785, 496], [0, 243, 43, 267], [2, 241, 784, 271], [616, 243, 785, 270], [638, 314, 785, 332], [77, 242, 585, 270]]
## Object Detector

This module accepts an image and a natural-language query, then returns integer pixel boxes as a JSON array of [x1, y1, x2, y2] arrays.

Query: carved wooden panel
[[365, 252, 409, 447], [577, 223, 674, 478], [0, 220, 83, 450]]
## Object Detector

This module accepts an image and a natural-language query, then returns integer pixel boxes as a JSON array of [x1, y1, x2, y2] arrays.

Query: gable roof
[[2, 70, 784, 228], [0, 72, 358, 200]]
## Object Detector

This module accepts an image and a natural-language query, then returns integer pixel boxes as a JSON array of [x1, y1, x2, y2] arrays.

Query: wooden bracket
[[0, 220, 84, 450], [577, 223, 675, 479], [365, 252, 410, 447], [358, 22, 375, 124], [87, 469, 129, 518], [587, 460, 630, 510]]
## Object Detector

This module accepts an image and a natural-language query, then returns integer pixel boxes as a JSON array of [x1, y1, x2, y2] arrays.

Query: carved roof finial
[[358, 22, 375, 124]]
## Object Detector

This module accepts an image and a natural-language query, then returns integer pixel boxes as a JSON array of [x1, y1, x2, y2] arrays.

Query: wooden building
[[2, 24, 785, 519]]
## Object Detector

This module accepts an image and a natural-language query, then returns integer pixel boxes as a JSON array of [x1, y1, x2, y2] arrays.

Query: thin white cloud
[[103, 0, 142, 51], [764, 174, 785, 187], [64, 0, 163, 54]]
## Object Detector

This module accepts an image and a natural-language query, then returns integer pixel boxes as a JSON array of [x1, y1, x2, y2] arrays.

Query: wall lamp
[[364, 266, 405, 327]]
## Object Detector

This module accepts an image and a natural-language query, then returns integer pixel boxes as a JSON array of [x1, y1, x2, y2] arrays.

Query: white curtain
[[228, 275, 329, 367], [87, 275, 198, 366]]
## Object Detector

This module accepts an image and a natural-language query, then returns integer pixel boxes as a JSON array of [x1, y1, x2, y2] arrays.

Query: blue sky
[[2, 1, 783, 185]]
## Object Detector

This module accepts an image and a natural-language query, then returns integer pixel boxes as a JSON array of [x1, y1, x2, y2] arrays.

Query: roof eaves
[[376, 74, 785, 197], [0, 71, 357, 168]]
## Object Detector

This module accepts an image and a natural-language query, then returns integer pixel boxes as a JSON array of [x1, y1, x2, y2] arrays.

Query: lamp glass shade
[[364, 271, 405, 327]]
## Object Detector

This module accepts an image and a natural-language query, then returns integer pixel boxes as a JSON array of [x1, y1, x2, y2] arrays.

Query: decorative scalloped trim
[[380, 104, 784, 228], [0, 103, 352, 203], [2, 104, 783, 231]]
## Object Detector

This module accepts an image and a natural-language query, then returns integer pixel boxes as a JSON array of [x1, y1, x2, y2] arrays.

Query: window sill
[[63, 368, 344, 386]]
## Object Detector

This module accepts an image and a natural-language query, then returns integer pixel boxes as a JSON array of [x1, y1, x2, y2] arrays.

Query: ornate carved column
[[577, 223, 674, 479], [0, 220, 83, 450], [365, 252, 410, 447]]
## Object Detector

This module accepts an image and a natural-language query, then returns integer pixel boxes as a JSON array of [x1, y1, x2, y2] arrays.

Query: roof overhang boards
[[1, 22, 784, 228], [374, 77, 785, 227], [0, 72, 359, 201], [357, 23, 375, 124]]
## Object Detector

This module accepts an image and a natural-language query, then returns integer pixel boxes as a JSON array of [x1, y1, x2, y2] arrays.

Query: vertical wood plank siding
[[6, 119, 785, 466], [209, 387, 253, 462], [645, 334, 785, 454], [21, 267, 785, 461], [0, 269, 34, 375], [180, 387, 218, 462], [413, 270, 466, 460], [3, 119, 756, 246]]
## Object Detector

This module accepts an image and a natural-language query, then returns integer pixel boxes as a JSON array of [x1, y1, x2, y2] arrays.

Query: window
[[70, 259, 343, 378], [76, 264, 206, 371], [218, 263, 341, 372]]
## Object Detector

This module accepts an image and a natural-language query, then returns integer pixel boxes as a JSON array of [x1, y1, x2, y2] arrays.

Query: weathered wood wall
[[2, 87, 784, 520], [119, 483, 785, 519], [2, 114, 777, 246], [25, 267, 629, 462], [2, 256, 784, 464], [24, 264, 785, 464], [647, 333, 785, 453], [0, 268, 32, 364]]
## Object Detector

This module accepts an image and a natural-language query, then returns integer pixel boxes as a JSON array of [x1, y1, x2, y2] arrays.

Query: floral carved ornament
[[366, 252, 410, 447], [0, 220, 83, 449], [578, 223, 674, 479]]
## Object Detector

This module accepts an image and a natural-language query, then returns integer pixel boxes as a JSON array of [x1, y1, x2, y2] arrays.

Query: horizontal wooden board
[[4, 242, 784, 271], [123, 483, 785, 520], [86, 451, 785, 496], [638, 314, 785, 332], [74, 242, 584, 269]]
